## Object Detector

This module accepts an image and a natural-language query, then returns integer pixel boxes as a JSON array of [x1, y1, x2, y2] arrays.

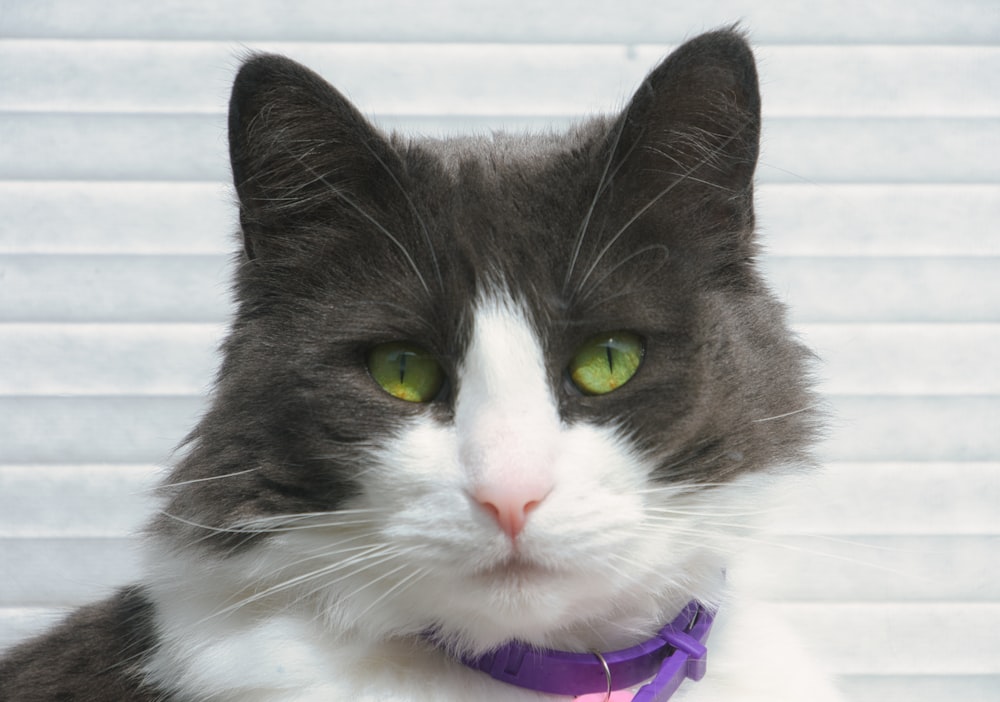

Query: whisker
[[563, 116, 630, 294], [288, 150, 431, 296], [731, 534, 924, 579], [341, 561, 413, 603], [362, 140, 443, 291], [752, 405, 818, 423], [603, 553, 656, 585], [643, 506, 775, 519], [573, 178, 682, 295], [207, 544, 400, 621], [348, 566, 430, 625], [633, 482, 740, 494], [239, 511, 387, 533], [158, 511, 261, 535], [773, 532, 951, 556], [159, 510, 385, 536], [247, 508, 385, 523], [573, 120, 750, 300], [637, 524, 922, 579], [273, 534, 383, 561], [153, 467, 261, 491], [580, 243, 671, 302]]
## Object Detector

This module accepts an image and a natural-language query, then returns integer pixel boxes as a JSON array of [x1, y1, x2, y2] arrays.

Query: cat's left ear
[[609, 30, 761, 236], [228, 54, 402, 261]]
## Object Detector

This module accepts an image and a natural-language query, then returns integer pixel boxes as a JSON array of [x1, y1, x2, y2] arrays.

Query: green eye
[[568, 331, 644, 395], [366, 342, 445, 403]]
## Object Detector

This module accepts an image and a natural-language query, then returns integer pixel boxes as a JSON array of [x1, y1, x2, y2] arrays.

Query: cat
[[0, 29, 843, 701]]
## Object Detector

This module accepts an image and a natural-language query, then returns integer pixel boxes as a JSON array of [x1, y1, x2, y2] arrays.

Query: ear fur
[[618, 29, 761, 194], [574, 29, 763, 289], [228, 54, 401, 261]]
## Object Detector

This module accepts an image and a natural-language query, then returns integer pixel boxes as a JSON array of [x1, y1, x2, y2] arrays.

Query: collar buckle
[[631, 603, 712, 701]]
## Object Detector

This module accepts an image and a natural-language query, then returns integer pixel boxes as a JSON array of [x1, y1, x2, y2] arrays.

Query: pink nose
[[473, 484, 549, 541]]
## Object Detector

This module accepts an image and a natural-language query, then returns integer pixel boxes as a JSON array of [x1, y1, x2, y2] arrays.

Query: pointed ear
[[615, 29, 761, 205], [228, 54, 400, 260]]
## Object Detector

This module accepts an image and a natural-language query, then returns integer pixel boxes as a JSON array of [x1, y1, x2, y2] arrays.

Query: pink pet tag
[[575, 691, 636, 701]]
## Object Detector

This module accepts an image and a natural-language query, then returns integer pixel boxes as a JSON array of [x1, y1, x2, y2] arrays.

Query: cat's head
[[152, 30, 817, 654]]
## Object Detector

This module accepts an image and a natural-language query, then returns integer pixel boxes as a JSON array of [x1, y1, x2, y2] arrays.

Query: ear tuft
[[228, 54, 396, 261], [619, 29, 761, 193]]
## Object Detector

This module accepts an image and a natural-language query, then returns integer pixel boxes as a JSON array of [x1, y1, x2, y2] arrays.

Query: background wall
[[1, 2, 998, 700]]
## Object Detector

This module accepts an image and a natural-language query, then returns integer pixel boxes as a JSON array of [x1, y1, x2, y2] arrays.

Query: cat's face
[[152, 31, 816, 655]]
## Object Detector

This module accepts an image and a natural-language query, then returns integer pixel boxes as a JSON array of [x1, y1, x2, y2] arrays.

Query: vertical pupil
[[399, 352, 408, 383], [606, 344, 614, 372]]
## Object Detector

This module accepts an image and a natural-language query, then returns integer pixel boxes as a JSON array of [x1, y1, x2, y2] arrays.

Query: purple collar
[[454, 601, 715, 701]]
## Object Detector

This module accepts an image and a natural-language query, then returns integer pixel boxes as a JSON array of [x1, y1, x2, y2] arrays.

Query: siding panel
[[4, 0, 999, 44], [5, 41, 1000, 117]]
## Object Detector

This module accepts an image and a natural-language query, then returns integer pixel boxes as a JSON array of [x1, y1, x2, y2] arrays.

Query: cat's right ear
[[228, 54, 399, 261]]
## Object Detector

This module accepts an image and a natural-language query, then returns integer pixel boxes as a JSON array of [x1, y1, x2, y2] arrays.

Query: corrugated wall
[[1, 2, 998, 700]]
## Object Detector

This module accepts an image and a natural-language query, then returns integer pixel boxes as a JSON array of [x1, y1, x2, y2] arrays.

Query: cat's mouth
[[471, 553, 558, 584]]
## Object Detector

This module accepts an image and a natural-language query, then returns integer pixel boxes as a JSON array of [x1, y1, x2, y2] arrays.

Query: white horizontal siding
[[764, 258, 1000, 322], [0, 397, 204, 463], [1, 3, 997, 701], [0, 538, 142, 606], [780, 463, 1000, 536], [0, 255, 234, 322], [4, 0, 998, 43], [0, 181, 237, 254], [839, 677, 1000, 702], [0, 465, 158, 538], [779, 603, 1000, 675], [4, 41, 1000, 117]]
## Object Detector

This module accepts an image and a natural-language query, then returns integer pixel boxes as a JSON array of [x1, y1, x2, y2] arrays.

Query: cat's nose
[[473, 483, 550, 541]]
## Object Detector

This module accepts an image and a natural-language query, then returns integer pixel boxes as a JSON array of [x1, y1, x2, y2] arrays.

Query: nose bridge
[[460, 408, 554, 483], [454, 295, 560, 484]]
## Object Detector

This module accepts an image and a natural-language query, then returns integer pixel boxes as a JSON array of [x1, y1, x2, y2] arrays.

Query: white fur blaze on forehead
[[454, 295, 560, 484], [458, 295, 550, 403]]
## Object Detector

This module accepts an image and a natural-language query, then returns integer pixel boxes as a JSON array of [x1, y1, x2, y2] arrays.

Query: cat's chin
[[418, 558, 713, 656], [424, 585, 690, 658]]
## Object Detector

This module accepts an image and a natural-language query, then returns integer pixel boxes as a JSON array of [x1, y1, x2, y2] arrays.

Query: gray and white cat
[[1, 30, 843, 701]]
